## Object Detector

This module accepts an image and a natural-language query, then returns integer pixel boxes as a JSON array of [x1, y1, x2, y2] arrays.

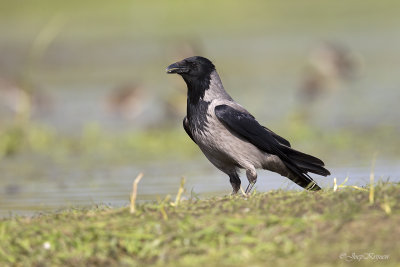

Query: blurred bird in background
[[294, 42, 362, 123], [104, 83, 148, 121], [299, 41, 360, 103], [0, 77, 52, 122]]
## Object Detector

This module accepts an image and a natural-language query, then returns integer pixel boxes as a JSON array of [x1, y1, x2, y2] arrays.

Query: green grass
[[1, 120, 399, 165], [1, 182, 399, 266]]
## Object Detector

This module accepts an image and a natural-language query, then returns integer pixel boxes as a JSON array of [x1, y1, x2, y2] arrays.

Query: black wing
[[183, 116, 196, 143], [215, 104, 329, 190], [262, 126, 291, 147]]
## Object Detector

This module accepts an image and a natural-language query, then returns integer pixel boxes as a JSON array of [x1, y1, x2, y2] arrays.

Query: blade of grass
[[369, 156, 376, 204], [160, 205, 168, 221], [130, 173, 144, 214], [171, 177, 185, 206], [380, 195, 392, 215]]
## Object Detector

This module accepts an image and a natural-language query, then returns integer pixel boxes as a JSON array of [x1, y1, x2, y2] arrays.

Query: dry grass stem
[[171, 177, 185, 206], [130, 173, 144, 214]]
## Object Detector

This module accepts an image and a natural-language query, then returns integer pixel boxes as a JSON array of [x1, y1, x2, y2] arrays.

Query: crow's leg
[[245, 168, 257, 194], [229, 172, 241, 195]]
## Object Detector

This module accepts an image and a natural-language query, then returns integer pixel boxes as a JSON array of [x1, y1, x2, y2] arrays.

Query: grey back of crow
[[167, 56, 330, 194]]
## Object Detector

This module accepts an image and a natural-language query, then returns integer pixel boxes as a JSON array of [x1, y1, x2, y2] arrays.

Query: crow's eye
[[188, 62, 197, 69]]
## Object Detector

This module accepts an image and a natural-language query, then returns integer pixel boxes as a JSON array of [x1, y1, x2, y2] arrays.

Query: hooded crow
[[166, 56, 330, 194]]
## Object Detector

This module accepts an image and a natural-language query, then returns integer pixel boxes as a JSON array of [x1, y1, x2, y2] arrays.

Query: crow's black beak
[[166, 62, 189, 74]]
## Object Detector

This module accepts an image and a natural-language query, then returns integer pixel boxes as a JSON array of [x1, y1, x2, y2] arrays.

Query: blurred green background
[[0, 0, 399, 216]]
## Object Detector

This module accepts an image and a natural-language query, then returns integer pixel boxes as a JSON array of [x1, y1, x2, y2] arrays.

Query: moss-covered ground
[[1, 182, 399, 266]]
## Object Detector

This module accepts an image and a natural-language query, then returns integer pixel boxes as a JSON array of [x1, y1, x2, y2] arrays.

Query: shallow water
[[1, 157, 399, 218]]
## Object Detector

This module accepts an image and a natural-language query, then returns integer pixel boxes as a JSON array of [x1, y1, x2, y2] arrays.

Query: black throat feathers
[[183, 73, 211, 106], [184, 74, 212, 132]]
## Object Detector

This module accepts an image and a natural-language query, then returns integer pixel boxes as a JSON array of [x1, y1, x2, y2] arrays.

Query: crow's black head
[[166, 56, 216, 105], [166, 56, 215, 79]]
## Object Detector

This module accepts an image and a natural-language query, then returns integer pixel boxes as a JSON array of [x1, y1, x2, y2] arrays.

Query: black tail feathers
[[280, 146, 330, 176], [278, 145, 330, 191]]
